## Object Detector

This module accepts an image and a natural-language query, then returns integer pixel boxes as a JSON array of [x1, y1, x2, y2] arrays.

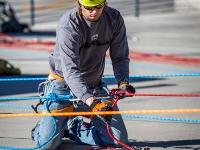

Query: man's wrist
[[118, 81, 129, 87], [85, 96, 95, 106]]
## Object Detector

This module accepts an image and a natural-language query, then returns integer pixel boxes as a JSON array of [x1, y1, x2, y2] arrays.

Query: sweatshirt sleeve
[[58, 26, 93, 103], [110, 13, 130, 84]]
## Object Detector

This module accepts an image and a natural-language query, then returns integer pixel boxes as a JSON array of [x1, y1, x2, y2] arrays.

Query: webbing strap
[[49, 71, 64, 80]]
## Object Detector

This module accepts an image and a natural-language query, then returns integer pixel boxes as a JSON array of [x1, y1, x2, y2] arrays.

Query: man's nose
[[91, 8, 98, 13]]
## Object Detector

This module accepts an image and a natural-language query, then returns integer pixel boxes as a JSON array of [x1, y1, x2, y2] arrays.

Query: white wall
[[175, 0, 200, 11]]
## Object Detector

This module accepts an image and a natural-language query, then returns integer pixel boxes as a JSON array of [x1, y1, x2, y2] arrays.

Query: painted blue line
[[0, 77, 47, 81], [0, 97, 39, 101], [104, 73, 200, 78], [0, 103, 32, 110]]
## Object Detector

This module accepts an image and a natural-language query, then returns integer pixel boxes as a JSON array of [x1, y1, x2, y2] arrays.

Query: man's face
[[81, 3, 105, 21]]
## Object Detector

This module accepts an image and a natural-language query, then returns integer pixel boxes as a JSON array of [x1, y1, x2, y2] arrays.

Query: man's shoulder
[[57, 8, 80, 28], [60, 8, 78, 22], [105, 6, 121, 17], [103, 6, 124, 26]]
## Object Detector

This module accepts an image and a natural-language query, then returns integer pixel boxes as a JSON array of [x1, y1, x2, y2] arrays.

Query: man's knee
[[35, 134, 63, 150], [33, 118, 64, 150], [118, 131, 128, 144]]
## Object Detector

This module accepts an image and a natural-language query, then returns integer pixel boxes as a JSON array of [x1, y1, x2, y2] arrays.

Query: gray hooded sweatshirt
[[49, 6, 129, 103]]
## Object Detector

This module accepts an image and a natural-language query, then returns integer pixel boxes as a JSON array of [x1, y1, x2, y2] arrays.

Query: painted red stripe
[[1, 34, 200, 66], [129, 50, 200, 66]]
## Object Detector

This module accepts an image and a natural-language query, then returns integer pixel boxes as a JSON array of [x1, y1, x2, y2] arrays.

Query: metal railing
[[6, 0, 74, 25], [5, 0, 200, 27]]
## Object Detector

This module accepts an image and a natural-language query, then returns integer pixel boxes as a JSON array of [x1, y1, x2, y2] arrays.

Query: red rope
[[110, 89, 200, 98], [106, 122, 136, 150], [134, 93, 200, 97]]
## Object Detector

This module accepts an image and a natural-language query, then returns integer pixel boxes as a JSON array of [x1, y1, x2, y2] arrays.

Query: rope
[[122, 115, 200, 124], [0, 109, 199, 118], [0, 73, 200, 82], [1, 104, 199, 124], [134, 93, 200, 97], [106, 122, 136, 150], [0, 93, 74, 101], [1, 93, 200, 102], [0, 93, 198, 102]]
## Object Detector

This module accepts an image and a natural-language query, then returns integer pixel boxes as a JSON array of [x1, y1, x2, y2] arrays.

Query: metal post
[[135, 0, 140, 17], [30, 0, 35, 26]]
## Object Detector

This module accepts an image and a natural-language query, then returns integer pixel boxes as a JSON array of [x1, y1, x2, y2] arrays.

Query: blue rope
[[122, 115, 200, 124], [0, 73, 200, 82], [0, 93, 73, 102]]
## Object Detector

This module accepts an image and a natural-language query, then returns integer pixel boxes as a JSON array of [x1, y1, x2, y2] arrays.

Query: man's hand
[[90, 99, 112, 111], [119, 82, 136, 97], [89, 98, 113, 122]]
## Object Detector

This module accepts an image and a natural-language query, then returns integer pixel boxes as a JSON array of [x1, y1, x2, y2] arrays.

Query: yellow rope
[[0, 109, 200, 118]]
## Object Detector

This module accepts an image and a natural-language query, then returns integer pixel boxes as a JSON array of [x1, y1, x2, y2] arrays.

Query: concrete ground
[[0, 10, 200, 150]]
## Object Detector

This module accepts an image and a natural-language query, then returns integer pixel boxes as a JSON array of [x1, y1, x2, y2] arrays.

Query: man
[[32, 0, 135, 149]]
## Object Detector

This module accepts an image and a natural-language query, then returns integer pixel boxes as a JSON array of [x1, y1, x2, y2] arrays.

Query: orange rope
[[0, 109, 200, 118]]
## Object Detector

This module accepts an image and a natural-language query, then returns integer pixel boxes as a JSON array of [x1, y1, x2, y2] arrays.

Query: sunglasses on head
[[82, 3, 105, 10]]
